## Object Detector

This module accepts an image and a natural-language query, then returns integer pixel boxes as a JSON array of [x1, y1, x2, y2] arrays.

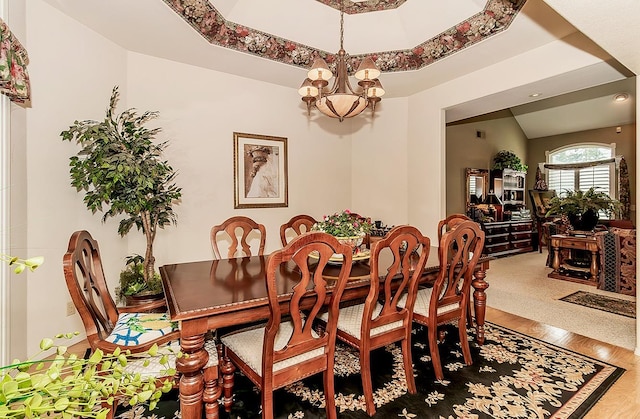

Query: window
[[544, 143, 616, 218], [546, 143, 615, 197]]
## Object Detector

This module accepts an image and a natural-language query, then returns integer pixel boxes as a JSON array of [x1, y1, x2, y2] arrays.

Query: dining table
[[159, 247, 491, 419]]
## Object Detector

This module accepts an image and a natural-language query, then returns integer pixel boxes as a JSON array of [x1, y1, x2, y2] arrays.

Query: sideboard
[[481, 220, 534, 257]]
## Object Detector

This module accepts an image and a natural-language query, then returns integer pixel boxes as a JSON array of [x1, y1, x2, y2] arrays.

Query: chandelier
[[297, 4, 385, 122]]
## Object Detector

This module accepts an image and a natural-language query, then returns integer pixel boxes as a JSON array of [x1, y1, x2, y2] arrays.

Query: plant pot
[[334, 235, 364, 255], [125, 290, 165, 308], [568, 209, 599, 232]]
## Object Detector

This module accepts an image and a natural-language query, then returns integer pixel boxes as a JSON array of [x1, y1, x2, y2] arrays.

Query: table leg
[[590, 250, 598, 282], [177, 332, 208, 419], [471, 267, 489, 345], [551, 244, 560, 272]]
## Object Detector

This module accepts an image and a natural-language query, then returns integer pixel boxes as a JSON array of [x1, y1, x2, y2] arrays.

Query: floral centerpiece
[[311, 209, 373, 255], [312, 209, 373, 237]]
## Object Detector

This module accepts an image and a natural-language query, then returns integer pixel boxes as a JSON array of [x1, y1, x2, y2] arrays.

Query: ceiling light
[[529, 93, 541, 98], [298, 1, 385, 122], [613, 92, 629, 102]]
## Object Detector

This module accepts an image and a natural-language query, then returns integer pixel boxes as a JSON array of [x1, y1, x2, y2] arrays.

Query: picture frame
[[234, 132, 288, 209], [528, 189, 556, 218]]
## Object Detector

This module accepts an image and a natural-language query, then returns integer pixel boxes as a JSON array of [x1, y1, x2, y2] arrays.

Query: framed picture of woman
[[234, 132, 288, 209]]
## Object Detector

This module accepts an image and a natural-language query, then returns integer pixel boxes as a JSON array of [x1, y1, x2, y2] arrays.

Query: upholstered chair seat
[[320, 303, 403, 338], [398, 287, 460, 316], [221, 320, 322, 376]]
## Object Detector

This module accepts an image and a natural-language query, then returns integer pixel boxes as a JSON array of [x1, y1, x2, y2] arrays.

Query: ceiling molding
[[315, 0, 407, 14], [161, 0, 526, 74]]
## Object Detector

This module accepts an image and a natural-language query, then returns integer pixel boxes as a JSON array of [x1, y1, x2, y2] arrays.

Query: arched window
[[545, 143, 616, 198]]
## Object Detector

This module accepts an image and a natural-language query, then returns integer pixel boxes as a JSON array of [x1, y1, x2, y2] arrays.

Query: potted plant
[[61, 86, 182, 298], [492, 150, 528, 173], [545, 187, 621, 231], [115, 255, 163, 305]]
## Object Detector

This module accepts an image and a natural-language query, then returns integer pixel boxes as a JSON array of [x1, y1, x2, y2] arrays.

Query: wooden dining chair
[[437, 214, 474, 325], [220, 232, 353, 419], [211, 215, 266, 259], [63, 230, 223, 417], [405, 220, 484, 381], [279, 214, 317, 246], [438, 213, 472, 243], [324, 225, 430, 416]]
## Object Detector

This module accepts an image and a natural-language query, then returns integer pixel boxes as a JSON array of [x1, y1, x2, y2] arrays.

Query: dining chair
[[211, 215, 267, 259], [438, 214, 471, 243], [220, 232, 353, 419], [279, 214, 317, 246], [437, 213, 474, 326], [403, 220, 484, 381], [323, 225, 431, 416], [63, 230, 224, 417]]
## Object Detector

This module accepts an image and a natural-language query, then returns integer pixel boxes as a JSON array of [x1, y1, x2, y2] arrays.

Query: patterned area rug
[[560, 290, 636, 319], [116, 322, 624, 419]]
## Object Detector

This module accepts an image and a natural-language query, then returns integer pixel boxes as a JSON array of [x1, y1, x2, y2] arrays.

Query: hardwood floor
[[68, 307, 639, 417]]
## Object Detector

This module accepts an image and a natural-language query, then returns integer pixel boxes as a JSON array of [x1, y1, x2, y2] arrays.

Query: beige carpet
[[485, 251, 636, 350]]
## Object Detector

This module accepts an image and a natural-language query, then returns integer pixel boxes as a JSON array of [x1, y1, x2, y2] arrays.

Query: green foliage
[[545, 187, 621, 217], [0, 333, 176, 418], [115, 255, 163, 303], [492, 150, 528, 173], [60, 86, 182, 283], [311, 209, 373, 237]]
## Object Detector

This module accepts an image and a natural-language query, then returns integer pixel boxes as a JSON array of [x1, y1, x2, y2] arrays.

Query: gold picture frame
[[234, 132, 288, 209]]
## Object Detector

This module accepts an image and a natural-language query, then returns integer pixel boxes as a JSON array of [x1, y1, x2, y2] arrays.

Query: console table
[[548, 234, 599, 285]]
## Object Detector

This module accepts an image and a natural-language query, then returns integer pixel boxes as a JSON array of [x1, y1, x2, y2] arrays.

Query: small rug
[[115, 322, 624, 419], [560, 290, 636, 319]]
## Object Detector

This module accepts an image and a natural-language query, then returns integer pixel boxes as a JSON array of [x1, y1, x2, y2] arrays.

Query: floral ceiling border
[[0, 17, 30, 103], [315, 0, 407, 14], [161, 0, 526, 75]]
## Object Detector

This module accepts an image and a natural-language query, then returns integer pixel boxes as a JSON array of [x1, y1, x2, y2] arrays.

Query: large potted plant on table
[[545, 187, 621, 232], [61, 86, 182, 303]]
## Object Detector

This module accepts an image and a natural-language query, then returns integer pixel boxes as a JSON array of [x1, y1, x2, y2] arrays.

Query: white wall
[[125, 52, 409, 266], [19, 0, 128, 354], [351, 98, 409, 227]]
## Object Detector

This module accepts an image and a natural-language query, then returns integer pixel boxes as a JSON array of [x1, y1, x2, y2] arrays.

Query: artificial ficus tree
[[61, 86, 182, 285]]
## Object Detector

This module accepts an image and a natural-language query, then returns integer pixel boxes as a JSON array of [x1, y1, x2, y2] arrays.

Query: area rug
[[560, 290, 636, 319], [115, 322, 624, 419]]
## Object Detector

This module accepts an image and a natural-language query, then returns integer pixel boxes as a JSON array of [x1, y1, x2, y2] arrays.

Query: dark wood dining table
[[159, 247, 491, 419]]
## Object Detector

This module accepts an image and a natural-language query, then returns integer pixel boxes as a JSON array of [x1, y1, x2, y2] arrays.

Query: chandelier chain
[[339, 7, 344, 50]]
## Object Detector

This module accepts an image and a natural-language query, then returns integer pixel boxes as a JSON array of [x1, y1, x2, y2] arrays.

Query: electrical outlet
[[66, 301, 76, 317]]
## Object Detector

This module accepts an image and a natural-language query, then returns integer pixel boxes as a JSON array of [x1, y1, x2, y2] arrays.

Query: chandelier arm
[[344, 77, 363, 97]]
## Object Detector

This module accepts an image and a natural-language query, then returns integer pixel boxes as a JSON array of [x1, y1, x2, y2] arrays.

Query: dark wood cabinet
[[481, 220, 534, 257]]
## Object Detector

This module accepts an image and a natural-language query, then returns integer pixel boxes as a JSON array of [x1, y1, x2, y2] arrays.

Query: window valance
[[543, 158, 616, 170], [0, 17, 30, 103]]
